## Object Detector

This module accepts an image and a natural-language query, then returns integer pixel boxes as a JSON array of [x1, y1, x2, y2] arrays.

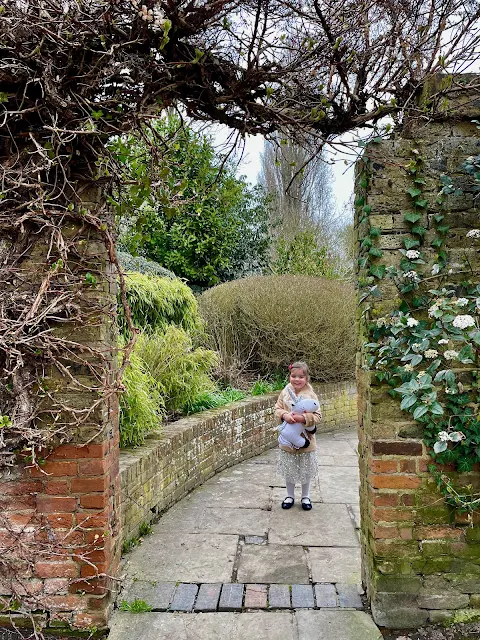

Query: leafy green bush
[[199, 275, 355, 383], [119, 272, 200, 337], [134, 326, 218, 415], [119, 349, 163, 448], [117, 251, 177, 279], [250, 376, 286, 396], [184, 387, 247, 414]]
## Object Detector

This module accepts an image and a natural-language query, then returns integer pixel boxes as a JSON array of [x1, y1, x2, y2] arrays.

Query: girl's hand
[[282, 412, 296, 424], [292, 413, 306, 424]]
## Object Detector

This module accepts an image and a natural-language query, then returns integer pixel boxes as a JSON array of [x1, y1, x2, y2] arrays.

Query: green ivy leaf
[[369, 264, 386, 279], [369, 227, 381, 237], [416, 199, 428, 208], [434, 441, 448, 453], [411, 225, 426, 236], [403, 212, 421, 223], [403, 238, 420, 249], [369, 247, 383, 258], [407, 187, 422, 198]]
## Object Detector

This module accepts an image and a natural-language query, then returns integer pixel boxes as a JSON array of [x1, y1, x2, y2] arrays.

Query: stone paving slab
[[120, 581, 176, 610], [194, 583, 222, 612], [220, 463, 279, 485], [309, 547, 361, 584], [189, 481, 272, 510], [218, 583, 244, 611], [153, 504, 269, 536], [236, 544, 310, 584], [125, 533, 238, 583], [170, 583, 198, 612], [317, 466, 360, 504], [268, 584, 291, 609], [244, 584, 268, 608], [315, 583, 338, 608], [292, 583, 315, 608], [336, 583, 363, 609], [108, 611, 295, 640], [268, 503, 359, 547], [295, 610, 383, 640], [315, 440, 358, 456]]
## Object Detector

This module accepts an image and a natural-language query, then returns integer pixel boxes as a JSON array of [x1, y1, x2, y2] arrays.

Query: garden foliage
[[199, 275, 355, 384], [118, 271, 199, 338], [111, 115, 272, 289]]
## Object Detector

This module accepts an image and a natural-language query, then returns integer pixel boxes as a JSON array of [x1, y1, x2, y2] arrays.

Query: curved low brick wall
[[119, 380, 357, 547]]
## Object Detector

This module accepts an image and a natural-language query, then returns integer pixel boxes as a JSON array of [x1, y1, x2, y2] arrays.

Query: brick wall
[[0, 185, 120, 633], [356, 75, 480, 628], [119, 380, 357, 547]]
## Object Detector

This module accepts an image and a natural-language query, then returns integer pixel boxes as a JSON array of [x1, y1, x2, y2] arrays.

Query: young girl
[[274, 361, 322, 511]]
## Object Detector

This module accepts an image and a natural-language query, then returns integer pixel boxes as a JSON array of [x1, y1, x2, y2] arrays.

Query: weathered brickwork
[[357, 76, 480, 628], [0, 187, 120, 632], [119, 380, 357, 547]]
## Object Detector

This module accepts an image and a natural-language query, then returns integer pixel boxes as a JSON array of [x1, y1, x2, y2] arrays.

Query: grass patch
[[119, 599, 152, 613]]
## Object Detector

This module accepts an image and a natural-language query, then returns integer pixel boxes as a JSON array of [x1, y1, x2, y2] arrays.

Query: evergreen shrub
[[199, 275, 355, 382], [118, 272, 199, 337], [119, 348, 163, 448], [117, 250, 177, 279], [134, 326, 218, 415]]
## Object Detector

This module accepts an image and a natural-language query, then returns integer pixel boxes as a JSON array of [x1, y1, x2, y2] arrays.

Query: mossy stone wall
[[356, 76, 480, 628]]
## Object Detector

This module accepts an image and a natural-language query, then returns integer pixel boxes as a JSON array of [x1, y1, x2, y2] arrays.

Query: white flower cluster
[[437, 430, 465, 441], [455, 298, 469, 307], [134, 1, 167, 26], [452, 314, 475, 329], [466, 229, 480, 238], [403, 270, 420, 282], [406, 317, 419, 327], [438, 339, 449, 345], [376, 317, 388, 327], [424, 349, 438, 359], [443, 350, 458, 360], [428, 304, 439, 317], [405, 250, 420, 260], [403, 364, 414, 372]]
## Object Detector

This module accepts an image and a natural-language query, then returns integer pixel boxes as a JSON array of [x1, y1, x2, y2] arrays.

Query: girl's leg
[[301, 480, 310, 500], [301, 478, 312, 510], [282, 480, 295, 509], [286, 481, 295, 499]]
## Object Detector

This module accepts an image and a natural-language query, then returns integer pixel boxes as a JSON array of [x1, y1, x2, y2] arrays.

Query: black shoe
[[301, 497, 312, 511], [282, 497, 294, 509]]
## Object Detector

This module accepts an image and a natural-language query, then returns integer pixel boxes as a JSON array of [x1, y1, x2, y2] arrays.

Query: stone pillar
[[0, 184, 120, 632], [357, 75, 480, 627]]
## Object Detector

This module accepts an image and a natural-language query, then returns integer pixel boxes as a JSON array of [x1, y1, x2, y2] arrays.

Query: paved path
[[109, 428, 382, 639]]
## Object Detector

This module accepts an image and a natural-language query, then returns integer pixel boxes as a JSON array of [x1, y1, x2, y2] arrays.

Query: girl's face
[[290, 368, 308, 392]]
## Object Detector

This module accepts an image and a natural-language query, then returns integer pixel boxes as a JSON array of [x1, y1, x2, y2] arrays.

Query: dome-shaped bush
[[199, 275, 355, 382]]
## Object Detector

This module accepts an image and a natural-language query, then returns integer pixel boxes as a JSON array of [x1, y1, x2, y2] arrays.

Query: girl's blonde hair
[[289, 361, 310, 382]]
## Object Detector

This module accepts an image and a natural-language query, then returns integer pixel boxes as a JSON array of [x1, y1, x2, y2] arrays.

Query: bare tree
[[259, 135, 337, 242]]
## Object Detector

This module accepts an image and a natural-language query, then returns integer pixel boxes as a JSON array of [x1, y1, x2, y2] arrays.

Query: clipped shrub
[[117, 251, 177, 279], [199, 275, 355, 382], [118, 272, 200, 337], [134, 326, 218, 414], [119, 349, 163, 448]]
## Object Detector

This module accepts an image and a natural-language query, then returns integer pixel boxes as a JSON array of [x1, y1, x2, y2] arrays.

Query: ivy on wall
[[357, 137, 480, 517]]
